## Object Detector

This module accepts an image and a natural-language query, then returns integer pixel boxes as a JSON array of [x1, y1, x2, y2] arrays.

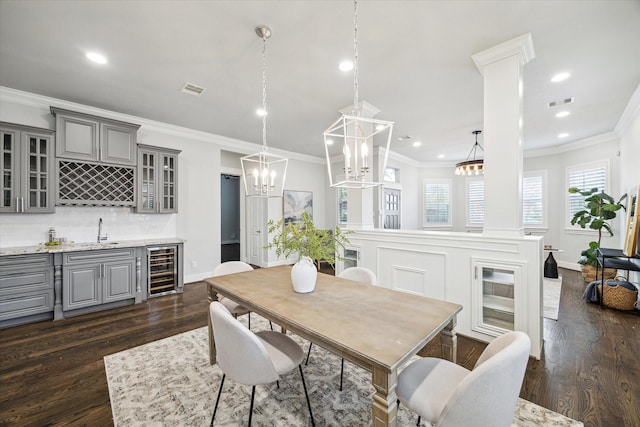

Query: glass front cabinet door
[[471, 258, 525, 337], [136, 144, 180, 214]]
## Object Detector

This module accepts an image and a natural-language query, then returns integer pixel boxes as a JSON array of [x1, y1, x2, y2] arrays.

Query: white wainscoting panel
[[377, 247, 446, 299]]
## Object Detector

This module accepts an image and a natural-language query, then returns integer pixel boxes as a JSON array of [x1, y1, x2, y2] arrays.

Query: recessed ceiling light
[[558, 133, 569, 138], [86, 52, 107, 64], [555, 111, 570, 118], [412, 141, 422, 147], [325, 139, 334, 145], [551, 72, 570, 83], [256, 108, 267, 117], [438, 154, 445, 159], [339, 61, 353, 72], [375, 124, 386, 131]]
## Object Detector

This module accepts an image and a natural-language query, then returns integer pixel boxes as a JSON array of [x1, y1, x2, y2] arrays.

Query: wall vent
[[547, 97, 574, 108], [180, 82, 206, 96]]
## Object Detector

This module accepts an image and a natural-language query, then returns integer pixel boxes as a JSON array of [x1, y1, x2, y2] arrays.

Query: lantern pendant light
[[323, 0, 394, 188], [241, 25, 288, 197]]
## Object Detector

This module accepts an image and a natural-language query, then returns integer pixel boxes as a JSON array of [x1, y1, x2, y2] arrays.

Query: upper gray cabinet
[[136, 144, 180, 214], [51, 107, 140, 166], [0, 122, 55, 213]]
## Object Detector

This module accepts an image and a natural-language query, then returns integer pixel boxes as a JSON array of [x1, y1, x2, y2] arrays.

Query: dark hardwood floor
[[0, 268, 638, 426]]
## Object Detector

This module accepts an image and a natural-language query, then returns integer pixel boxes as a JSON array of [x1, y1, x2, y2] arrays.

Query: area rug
[[104, 317, 582, 426], [544, 275, 562, 320]]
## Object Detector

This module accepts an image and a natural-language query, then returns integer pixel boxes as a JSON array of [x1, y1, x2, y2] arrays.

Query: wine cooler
[[147, 246, 178, 297]]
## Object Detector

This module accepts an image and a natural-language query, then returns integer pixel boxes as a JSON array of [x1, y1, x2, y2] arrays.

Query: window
[[423, 180, 451, 227], [523, 172, 546, 227], [466, 174, 547, 228], [384, 167, 399, 183], [567, 161, 608, 226], [467, 178, 484, 226], [337, 187, 347, 226]]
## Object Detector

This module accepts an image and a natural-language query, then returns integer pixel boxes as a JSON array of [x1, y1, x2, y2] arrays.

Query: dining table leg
[[371, 366, 398, 427], [206, 285, 219, 365], [440, 317, 458, 363]]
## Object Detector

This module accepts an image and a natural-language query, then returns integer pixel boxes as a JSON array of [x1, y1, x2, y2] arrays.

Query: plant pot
[[291, 256, 317, 293], [581, 264, 616, 283]]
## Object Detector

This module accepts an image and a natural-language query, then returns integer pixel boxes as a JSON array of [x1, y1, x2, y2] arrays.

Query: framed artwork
[[283, 190, 313, 226], [623, 186, 640, 257]]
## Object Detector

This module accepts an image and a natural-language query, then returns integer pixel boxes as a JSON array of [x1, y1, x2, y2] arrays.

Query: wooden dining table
[[205, 265, 462, 427]]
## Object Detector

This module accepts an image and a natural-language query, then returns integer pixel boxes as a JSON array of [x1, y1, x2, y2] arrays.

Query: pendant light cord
[[262, 33, 268, 149], [352, 0, 359, 116]]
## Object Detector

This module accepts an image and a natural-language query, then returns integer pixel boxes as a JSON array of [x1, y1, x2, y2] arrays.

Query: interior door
[[384, 188, 401, 229], [247, 197, 265, 266]]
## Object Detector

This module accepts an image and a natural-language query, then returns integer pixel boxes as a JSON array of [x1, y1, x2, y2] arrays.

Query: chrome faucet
[[97, 218, 108, 243]]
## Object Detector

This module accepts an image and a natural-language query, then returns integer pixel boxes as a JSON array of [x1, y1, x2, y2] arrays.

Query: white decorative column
[[472, 33, 535, 237], [340, 101, 380, 230]]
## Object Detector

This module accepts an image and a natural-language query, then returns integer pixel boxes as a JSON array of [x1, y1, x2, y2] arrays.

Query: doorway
[[220, 174, 241, 262]]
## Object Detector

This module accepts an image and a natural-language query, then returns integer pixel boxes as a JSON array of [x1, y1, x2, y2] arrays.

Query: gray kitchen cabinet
[[0, 122, 55, 213], [51, 107, 140, 166], [136, 144, 180, 213], [0, 253, 54, 327], [62, 248, 136, 311]]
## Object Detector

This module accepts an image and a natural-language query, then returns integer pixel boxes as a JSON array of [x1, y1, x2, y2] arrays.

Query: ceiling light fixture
[[412, 141, 422, 147], [455, 130, 484, 176], [555, 111, 570, 118], [323, 0, 394, 188], [240, 25, 288, 198], [339, 61, 354, 72], [558, 132, 569, 138], [551, 72, 570, 82], [86, 52, 107, 64]]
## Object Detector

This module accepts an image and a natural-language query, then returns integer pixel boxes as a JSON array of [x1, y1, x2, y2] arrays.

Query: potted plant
[[568, 187, 627, 282], [266, 212, 351, 293]]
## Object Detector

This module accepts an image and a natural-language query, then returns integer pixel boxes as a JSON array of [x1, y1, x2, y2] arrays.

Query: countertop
[[0, 238, 185, 256]]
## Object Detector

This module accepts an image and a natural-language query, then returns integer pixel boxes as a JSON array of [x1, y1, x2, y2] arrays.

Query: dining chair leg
[[269, 320, 273, 331], [298, 365, 315, 426], [248, 385, 256, 426], [305, 343, 313, 365], [339, 358, 344, 391], [248, 312, 251, 330], [210, 374, 226, 427], [417, 415, 421, 426], [276, 380, 280, 389]]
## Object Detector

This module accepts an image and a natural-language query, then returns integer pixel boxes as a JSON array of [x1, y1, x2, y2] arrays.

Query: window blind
[[568, 165, 607, 220], [523, 175, 543, 225], [467, 180, 484, 225], [424, 182, 450, 225]]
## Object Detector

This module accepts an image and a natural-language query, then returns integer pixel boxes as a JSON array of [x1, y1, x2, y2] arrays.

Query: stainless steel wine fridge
[[147, 246, 178, 297]]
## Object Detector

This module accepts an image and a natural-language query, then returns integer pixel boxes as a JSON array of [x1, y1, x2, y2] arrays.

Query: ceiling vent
[[180, 82, 206, 97], [547, 97, 574, 108]]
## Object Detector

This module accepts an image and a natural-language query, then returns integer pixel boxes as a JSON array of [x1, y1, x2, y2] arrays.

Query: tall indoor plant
[[568, 187, 627, 282], [266, 212, 350, 293]]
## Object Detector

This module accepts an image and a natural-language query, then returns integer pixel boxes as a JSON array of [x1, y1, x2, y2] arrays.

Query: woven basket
[[582, 264, 616, 283], [597, 278, 638, 311]]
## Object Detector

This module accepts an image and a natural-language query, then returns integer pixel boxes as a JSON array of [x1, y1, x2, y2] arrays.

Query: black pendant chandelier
[[455, 130, 484, 176]]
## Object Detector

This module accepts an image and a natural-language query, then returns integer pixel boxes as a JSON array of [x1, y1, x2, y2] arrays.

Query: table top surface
[[205, 265, 462, 373]]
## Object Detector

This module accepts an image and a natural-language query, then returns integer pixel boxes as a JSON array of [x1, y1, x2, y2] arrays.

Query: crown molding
[[472, 33, 535, 75], [524, 131, 618, 158], [0, 86, 325, 165], [614, 82, 640, 136]]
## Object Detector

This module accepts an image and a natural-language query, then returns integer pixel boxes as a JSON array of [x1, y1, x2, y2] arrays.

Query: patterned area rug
[[544, 276, 562, 320], [104, 316, 583, 426]]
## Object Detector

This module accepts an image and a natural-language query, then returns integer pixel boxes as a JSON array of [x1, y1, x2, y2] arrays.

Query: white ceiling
[[1, 0, 638, 164]]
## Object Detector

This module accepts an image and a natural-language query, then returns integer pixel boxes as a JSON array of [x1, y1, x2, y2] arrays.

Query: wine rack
[[147, 246, 177, 297]]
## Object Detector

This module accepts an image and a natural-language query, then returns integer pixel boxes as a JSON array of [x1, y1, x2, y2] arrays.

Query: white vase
[[291, 256, 317, 293]]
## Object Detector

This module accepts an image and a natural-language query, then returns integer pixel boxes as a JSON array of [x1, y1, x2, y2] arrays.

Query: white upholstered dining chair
[[305, 266, 377, 390], [212, 261, 253, 328], [209, 301, 315, 426], [397, 330, 531, 427]]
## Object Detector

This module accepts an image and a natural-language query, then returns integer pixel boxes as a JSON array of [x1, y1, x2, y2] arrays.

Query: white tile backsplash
[[0, 206, 177, 248]]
